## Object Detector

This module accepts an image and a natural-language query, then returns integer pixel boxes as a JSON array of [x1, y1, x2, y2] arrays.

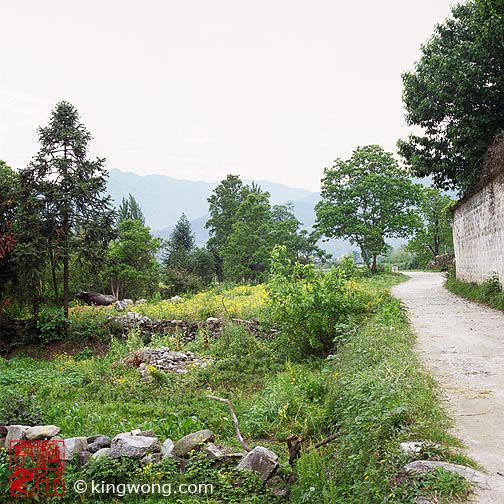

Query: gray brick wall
[[453, 172, 504, 284]]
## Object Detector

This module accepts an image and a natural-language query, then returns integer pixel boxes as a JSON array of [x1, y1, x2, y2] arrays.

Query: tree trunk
[[63, 212, 69, 319], [371, 254, 377, 274], [359, 245, 371, 270], [48, 242, 59, 307]]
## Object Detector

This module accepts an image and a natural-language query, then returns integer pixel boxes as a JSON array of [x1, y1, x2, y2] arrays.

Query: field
[[0, 271, 472, 503]]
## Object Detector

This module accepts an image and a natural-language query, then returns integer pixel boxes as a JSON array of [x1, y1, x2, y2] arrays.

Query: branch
[[207, 395, 250, 452], [306, 432, 341, 453]]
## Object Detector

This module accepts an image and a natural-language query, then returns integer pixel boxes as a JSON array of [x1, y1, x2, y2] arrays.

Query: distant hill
[[106, 169, 433, 258]]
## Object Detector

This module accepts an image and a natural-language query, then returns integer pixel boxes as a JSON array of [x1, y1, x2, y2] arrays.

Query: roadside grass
[[0, 272, 474, 503], [445, 274, 504, 312]]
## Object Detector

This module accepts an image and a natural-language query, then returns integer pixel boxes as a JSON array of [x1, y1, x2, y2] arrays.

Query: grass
[[0, 272, 474, 503], [445, 273, 504, 312]]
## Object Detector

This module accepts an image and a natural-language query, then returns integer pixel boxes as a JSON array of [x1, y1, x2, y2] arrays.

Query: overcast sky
[[1, 0, 455, 192]]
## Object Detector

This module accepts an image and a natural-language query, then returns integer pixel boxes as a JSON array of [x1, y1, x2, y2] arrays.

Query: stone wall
[[452, 167, 504, 284]]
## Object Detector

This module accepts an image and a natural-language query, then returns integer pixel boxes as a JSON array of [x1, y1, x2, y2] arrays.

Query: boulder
[[237, 446, 278, 481], [203, 442, 223, 461], [266, 475, 288, 497], [77, 451, 91, 470], [5, 425, 28, 447], [173, 430, 214, 458], [142, 453, 162, 465], [92, 447, 112, 460], [170, 296, 183, 304], [87, 434, 105, 444], [0, 425, 8, 437], [161, 439, 174, 459], [109, 435, 160, 459], [138, 430, 156, 438], [63, 437, 88, 461], [88, 436, 111, 453], [115, 300, 126, 311], [25, 425, 60, 440], [404, 460, 487, 486]]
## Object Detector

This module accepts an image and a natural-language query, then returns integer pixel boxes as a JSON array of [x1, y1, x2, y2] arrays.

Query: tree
[[107, 219, 161, 299], [221, 191, 273, 282], [118, 194, 145, 225], [270, 203, 329, 264], [315, 145, 421, 274], [406, 187, 454, 267], [162, 213, 195, 270], [205, 175, 249, 278], [398, 0, 504, 193], [18, 101, 116, 317], [0, 161, 18, 318]]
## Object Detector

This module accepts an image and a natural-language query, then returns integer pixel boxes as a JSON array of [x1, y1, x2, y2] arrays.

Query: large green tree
[[162, 213, 195, 271], [205, 175, 249, 278], [315, 145, 421, 274], [221, 191, 273, 282], [118, 194, 145, 225], [0, 162, 18, 318], [406, 187, 454, 267], [18, 101, 116, 317], [398, 0, 504, 193], [107, 219, 161, 299]]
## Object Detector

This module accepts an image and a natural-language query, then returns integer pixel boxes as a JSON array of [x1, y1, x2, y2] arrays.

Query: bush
[[0, 392, 45, 425], [36, 308, 67, 343], [267, 246, 379, 356]]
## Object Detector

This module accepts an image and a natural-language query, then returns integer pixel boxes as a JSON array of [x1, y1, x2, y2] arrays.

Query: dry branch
[[207, 395, 250, 452]]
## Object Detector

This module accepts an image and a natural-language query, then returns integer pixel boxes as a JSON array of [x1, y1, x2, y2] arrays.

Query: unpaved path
[[391, 272, 504, 503]]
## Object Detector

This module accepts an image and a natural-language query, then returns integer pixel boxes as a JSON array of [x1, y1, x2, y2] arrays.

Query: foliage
[[446, 273, 504, 311], [107, 219, 161, 299], [222, 191, 273, 282], [267, 245, 379, 355], [118, 193, 145, 225], [190, 247, 215, 284], [0, 161, 18, 316], [206, 174, 250, 279], [16, 101, 116, 317], [377, 246, 420, 271], [406, 188, 454, 268], [36, 307, 67, 344], [315, 145, 421, 273], [0, 392, 45, 425], [398, 0, 504, 193], [162, 213, 195, 270], [161, 267, 203, 298]]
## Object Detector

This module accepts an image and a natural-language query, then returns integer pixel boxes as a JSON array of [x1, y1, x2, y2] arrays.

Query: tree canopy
[[118, 194, 145, 225], [398, 0, 504, 194], [315, 145, 421, 273]]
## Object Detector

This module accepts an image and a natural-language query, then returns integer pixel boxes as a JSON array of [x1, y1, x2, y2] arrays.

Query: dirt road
[[391, 272, 504, 502]]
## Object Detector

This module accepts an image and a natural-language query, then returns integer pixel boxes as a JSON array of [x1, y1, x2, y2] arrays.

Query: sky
[[1, 0, 455, 192]]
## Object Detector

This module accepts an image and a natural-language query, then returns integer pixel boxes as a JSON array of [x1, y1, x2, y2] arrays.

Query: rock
[[92, 447, 112, 460], [77, 451, 91, 470], [123, 299, 133, 306], [161, 439, 174, 459], [203, 442, 223, 460], [64, 437, 88, 461], [25, 425, 61, 440], [0, 438, 5, 450], [222, 452, 246, 463], [136, 299, 147, 305], [170, 296, 183, 304], [5, 425, 28, 447], [404, 460, 488, 486], [87, 434, 105, 444], [138, 430, 156, 438], [0, 425, 8, 437], [115, 300, 126, 311], [88, 436, 111, 453], [266, 475, 287, 497], [131, 428, 142, 436], [237, 446, 279, 481], [142, 453, 162, 465], [166, 454, 190, 472], [109, 435, 161, 459], [173, 430, 215, 458]]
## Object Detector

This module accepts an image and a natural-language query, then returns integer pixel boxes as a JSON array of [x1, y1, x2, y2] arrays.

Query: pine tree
[[18, 101, 116, 317], [118, 194, 145, 225], [163, 213, 195, 270]]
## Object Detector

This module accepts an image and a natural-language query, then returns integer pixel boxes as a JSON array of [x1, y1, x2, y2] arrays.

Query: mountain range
[[105, 169, 409, 257]]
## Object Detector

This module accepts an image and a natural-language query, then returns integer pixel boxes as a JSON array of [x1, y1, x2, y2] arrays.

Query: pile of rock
[[121, 347, 214, 376], [0, 424, 284, 495]]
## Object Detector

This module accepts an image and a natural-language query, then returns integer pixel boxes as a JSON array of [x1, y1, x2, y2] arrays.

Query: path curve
[[391, 272, 504, 503]]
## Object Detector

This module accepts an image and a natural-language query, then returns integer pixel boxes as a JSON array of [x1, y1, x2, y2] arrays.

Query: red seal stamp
[[9, 440, 65, 497]]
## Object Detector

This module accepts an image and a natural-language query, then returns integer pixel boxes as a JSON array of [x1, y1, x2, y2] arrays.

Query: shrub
[[267, 246, 378, 356], [36, 308, 67, 343], [0, 392, 45, 425]]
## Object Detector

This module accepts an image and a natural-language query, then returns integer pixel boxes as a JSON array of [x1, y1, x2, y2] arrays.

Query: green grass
[[446, 274, 504, 312], [0, 273, 474, 503]]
